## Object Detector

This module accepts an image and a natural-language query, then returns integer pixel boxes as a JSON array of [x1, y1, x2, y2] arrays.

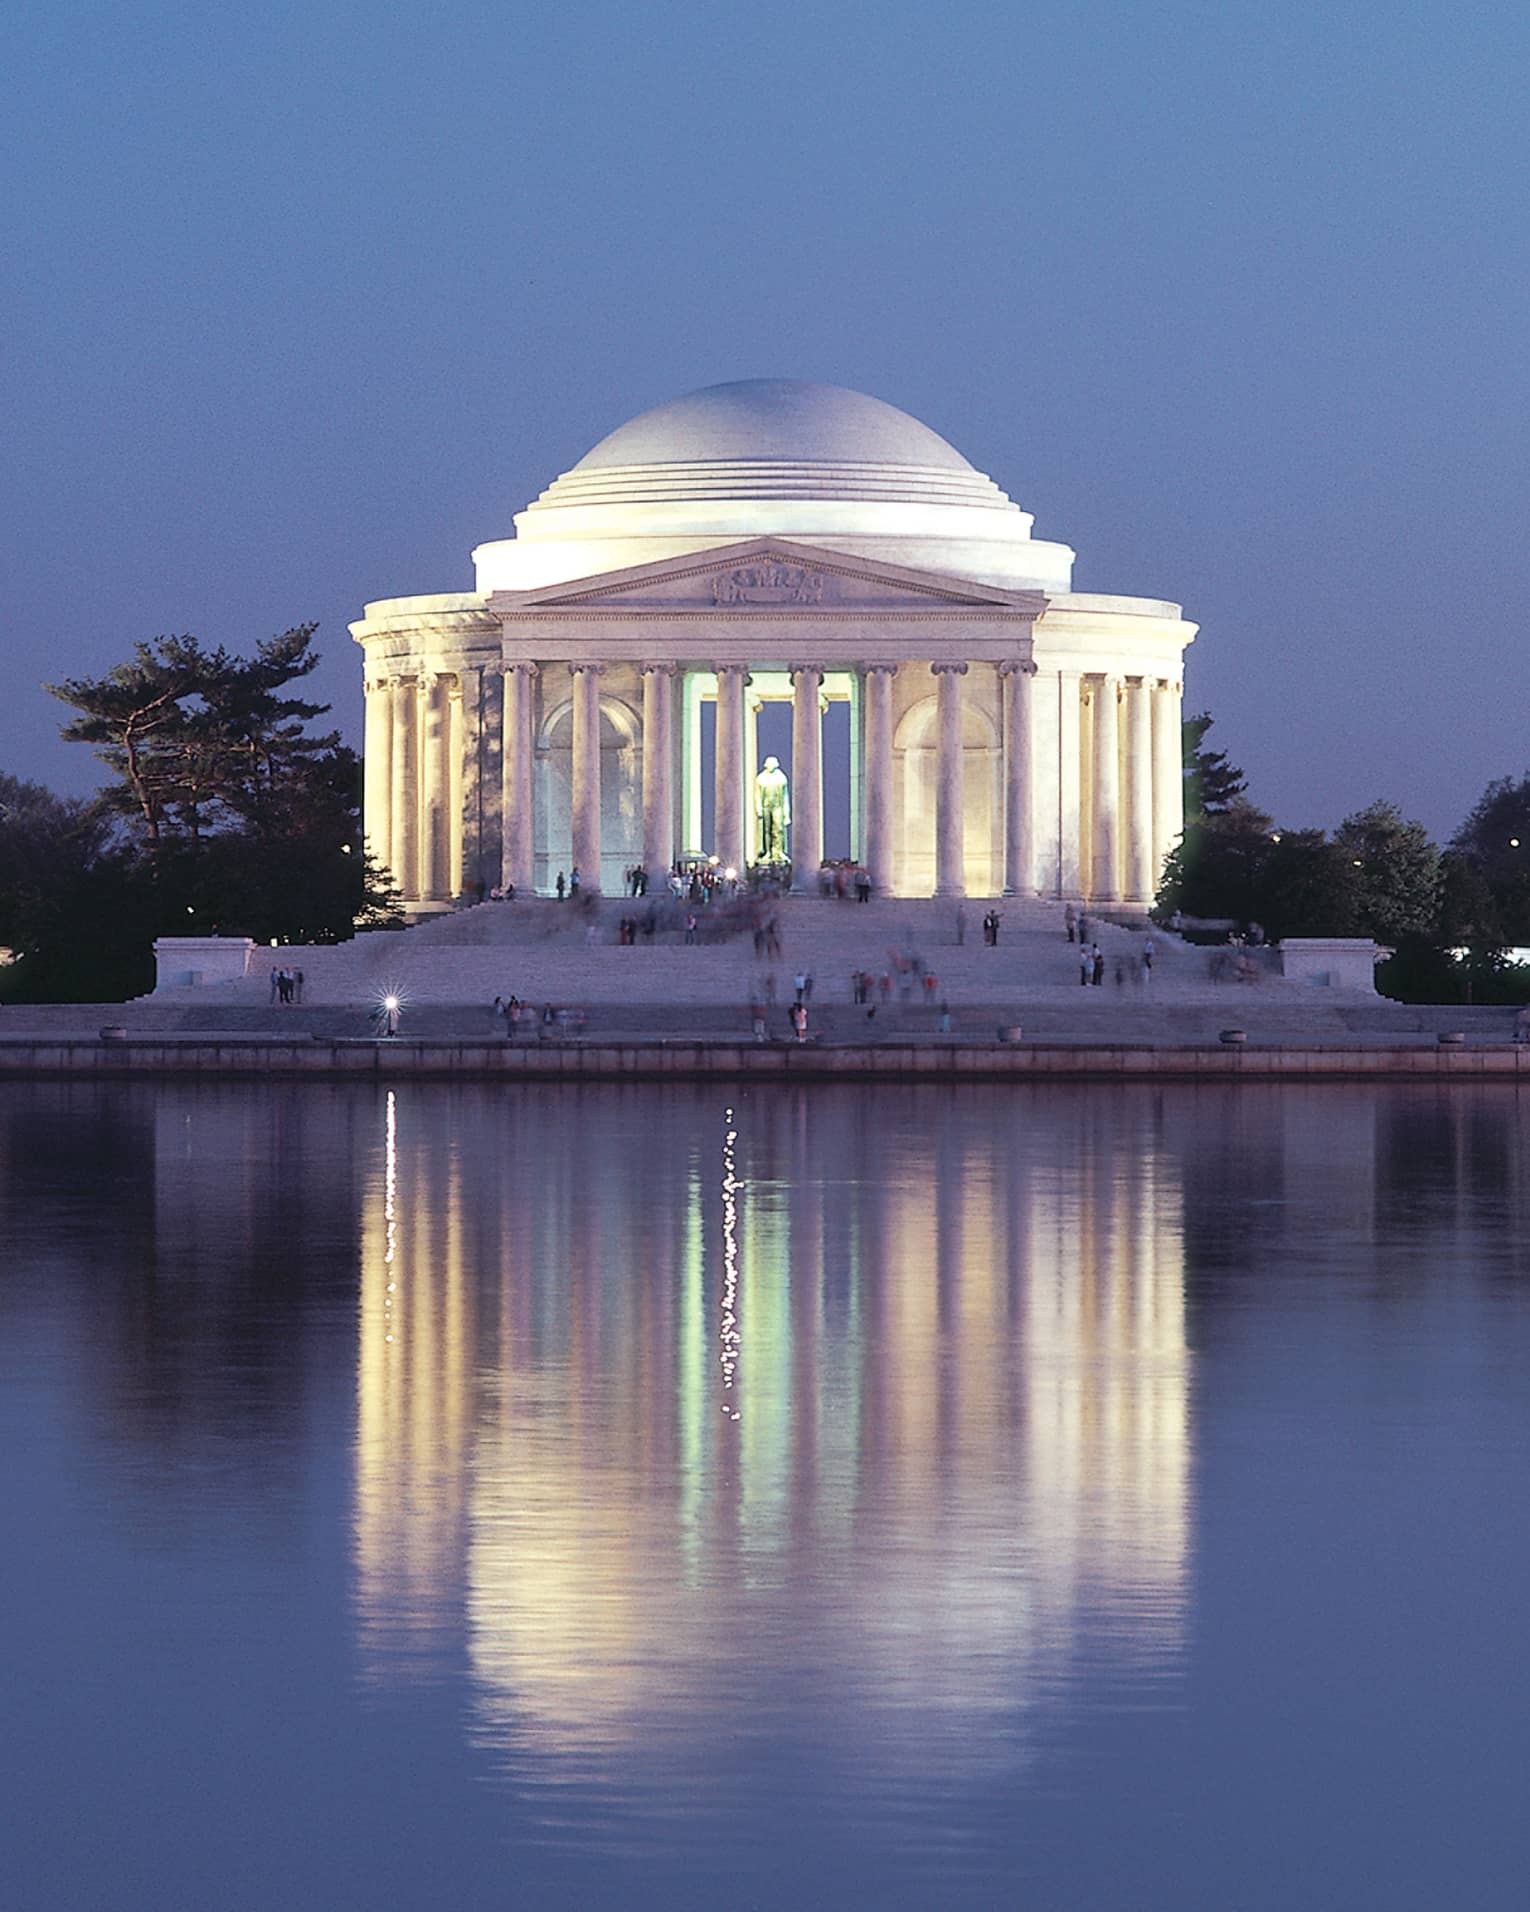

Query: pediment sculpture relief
[[711, 562, 825, 606]]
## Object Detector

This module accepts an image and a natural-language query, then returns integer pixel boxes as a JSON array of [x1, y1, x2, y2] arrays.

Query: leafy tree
[[1332, 800, 1440, 944], [1436, 849, 1503, 950], [1157, 797, 1274, 929], [200, 625, 341, 838], [1182, 711, 1247, 820], [46, 626, 403, 977], [0, 772, 106, 968], [1451, 774, 1530, 878], [1257, 829, 1362, 939], [1449, 774, 1530, 941], [46, 626, 340, 854], [46, 637, 208, 866], [0, 772, 156, 1001]]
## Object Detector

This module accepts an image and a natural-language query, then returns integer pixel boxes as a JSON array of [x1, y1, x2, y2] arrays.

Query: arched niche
[[534, 694, 642, 892], [892, 693, 1001, 896]]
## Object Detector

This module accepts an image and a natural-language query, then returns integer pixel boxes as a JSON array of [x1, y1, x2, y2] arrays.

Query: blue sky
[[4, 0, 1528, 836]]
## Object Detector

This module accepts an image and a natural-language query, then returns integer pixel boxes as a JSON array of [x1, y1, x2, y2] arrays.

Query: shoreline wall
[[2, 1038, 1528, 1083]]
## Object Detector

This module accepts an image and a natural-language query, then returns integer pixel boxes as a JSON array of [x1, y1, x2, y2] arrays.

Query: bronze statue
[[754, 756, 791, 861]]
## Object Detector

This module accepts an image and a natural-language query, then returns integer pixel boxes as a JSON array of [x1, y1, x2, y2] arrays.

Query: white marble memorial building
[[351, 380, 1196, 903]]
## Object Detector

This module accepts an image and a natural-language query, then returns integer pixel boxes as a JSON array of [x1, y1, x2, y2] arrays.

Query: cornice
[[487, 535, 1048, 615], [492, 607, 1037, 624]]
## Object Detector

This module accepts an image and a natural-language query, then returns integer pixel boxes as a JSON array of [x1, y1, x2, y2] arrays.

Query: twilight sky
[[4, 0, 1527, 839]]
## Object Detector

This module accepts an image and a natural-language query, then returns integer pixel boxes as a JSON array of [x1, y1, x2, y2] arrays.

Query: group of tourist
[[267, 965, 304, 1004], [491, 995, 588, 1037], [745, 972, 818, 1045], [1062, 905, 1160, 988], [1207, 947, 1266, 984], [528, 859, 881, 905], [1076, 939, 1157, 987], [815, 862, 873, 901]]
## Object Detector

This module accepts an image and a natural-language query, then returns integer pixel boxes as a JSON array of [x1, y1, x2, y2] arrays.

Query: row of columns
[[1080, 672, 1183, 905], [365, 659, 1183, 904], [365, 672, 473, 904]]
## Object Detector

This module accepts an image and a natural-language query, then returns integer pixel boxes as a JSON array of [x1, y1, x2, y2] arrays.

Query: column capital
[[788, 662, 826, 679], [568, 660, 603, 678], [931, 660, 969, 676], [639, 660, 678, 677], [713, 661, 751, 680], [998, 658, 1038, 678], [1124, 673, 1149, 689], [863, 661, 899, 678], [503, 659, 539, 680]]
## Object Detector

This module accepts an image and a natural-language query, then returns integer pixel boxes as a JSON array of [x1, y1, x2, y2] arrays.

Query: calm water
[[3, 1080, 1529, 1910]]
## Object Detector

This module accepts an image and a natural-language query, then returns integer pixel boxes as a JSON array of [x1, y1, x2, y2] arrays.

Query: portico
[[352, 381, 1196, 904]]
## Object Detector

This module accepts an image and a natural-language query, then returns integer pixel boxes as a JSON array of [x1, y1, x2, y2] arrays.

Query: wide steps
[[127, 894, 1469, 1036]]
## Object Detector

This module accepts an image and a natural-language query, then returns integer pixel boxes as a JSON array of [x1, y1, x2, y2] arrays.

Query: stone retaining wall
[[1, 1037, 1527, 1081]]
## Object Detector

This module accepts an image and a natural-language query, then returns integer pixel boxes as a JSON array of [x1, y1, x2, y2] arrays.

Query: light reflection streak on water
[[719, 1104, 741, 1419], [350, 1087, 1192, 1804], [383, 1089, 397, 1344]]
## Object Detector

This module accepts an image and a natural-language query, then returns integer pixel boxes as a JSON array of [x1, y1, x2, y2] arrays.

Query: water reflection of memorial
[[354, 1085, 1192, 1780]]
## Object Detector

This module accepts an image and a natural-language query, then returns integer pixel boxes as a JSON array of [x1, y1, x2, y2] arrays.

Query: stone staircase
[[141, 893, 1180, 1010], [60, 892, 1500, 1045]]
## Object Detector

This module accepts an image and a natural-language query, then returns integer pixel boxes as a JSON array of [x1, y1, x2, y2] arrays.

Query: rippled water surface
[[4, 1080, 1530, 1909]]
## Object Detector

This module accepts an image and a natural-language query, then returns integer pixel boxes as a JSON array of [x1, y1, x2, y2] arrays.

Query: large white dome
[[570, 377, 977, 476], [473, 378, 1075, 593]]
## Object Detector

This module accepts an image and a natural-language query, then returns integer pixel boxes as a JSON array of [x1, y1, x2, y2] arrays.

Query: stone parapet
[[4, 1036, 1530, 1082], [152, 938, 257, 992], [1280, 938, 1392, 992]]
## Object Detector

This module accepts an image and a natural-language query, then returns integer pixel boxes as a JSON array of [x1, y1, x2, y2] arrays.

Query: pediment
[[489, 539, 1043, 616]]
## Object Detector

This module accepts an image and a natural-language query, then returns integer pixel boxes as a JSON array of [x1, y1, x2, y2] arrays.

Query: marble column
[[455, 665, 482, 897], [1091, 674, 1122, 903], [479, 666, 504, 886], [363, 676, 393, 873], [746, 693, 762, 864], [789, 664, 824, 893], [640, 662, 676, 877], [390, 675, 418, 900], [501, 662, 537, 894], [932, 662, 968, 898], [713, 664, 747, 874], [1152, 677, 1184, 882], [863, 664, 896, 896], [419, 671, 450, 902], [1123, 675, 1154, 903], [1000, 660, 1036, 897], [570, 662, 603, 891], [1056, 671, 1084, 900]]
